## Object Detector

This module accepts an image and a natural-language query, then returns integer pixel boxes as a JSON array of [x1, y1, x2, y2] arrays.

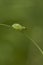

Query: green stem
[[25, 34, 43, 55], [0, 24, 10, 27]]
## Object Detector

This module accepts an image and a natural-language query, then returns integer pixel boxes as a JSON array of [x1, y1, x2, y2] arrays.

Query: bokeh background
[[0, 0, 43, 65]]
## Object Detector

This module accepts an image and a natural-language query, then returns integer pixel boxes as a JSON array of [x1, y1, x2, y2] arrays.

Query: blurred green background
[[0, 0, 43, 65]]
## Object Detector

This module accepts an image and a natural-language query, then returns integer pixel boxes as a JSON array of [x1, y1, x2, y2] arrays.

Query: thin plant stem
[[0, 24, 10, 27], [25, 34, 43, 55]]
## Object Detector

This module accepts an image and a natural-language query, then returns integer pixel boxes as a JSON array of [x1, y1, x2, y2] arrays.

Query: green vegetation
[[0, 0, 43, 65]]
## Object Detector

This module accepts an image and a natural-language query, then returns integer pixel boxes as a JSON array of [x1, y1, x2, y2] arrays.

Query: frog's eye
[[12, 23, 26, 31]]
